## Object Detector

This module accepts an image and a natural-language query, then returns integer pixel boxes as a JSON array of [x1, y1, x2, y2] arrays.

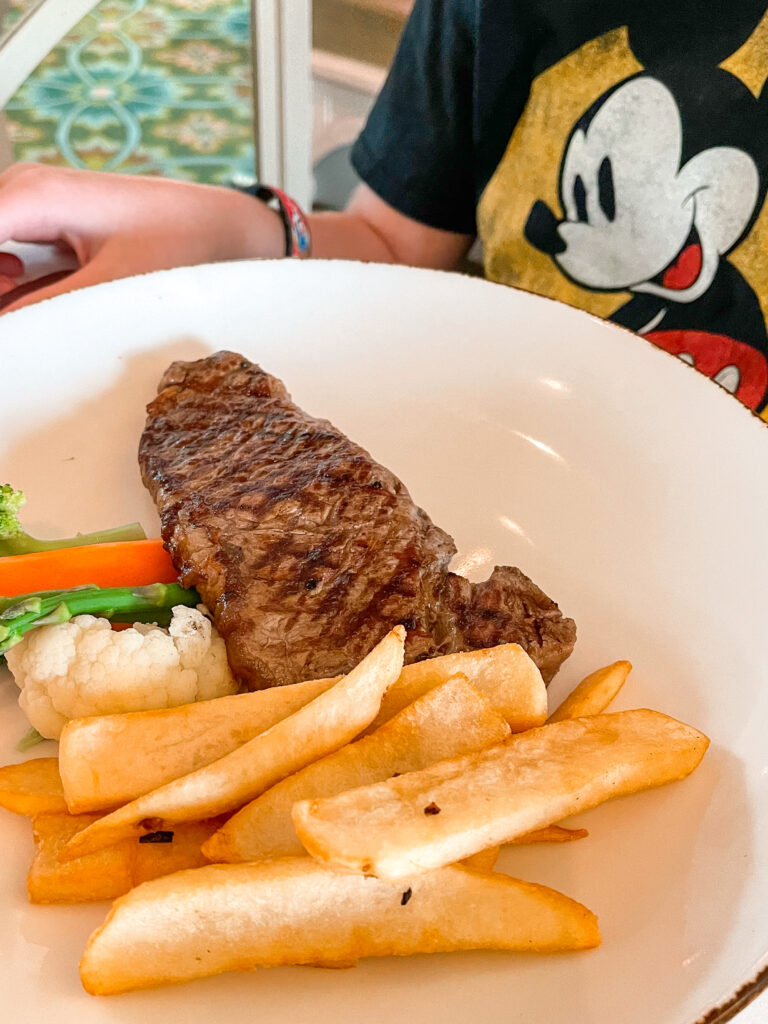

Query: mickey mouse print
[[478, 2, 768, 416]]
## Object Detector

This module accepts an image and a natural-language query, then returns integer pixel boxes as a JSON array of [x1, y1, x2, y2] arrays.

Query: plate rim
[[696, 965, 768, 1024]]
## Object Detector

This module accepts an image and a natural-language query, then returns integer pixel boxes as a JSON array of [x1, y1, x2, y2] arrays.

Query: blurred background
[[312, 0, 406, 208], [0, 0, 411, 210]]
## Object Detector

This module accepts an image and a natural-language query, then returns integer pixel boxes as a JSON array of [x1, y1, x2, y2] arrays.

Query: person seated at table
[[1, 0, 768, 416]]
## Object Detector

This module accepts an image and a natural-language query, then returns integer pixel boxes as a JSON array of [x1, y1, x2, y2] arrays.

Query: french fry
[[28, 812, 225, 903], [203, 675, 510, 863], [460, 825, 589, 871], [29, 813, 133, 903], [548, 661, 632, 722], [130, 819, 227, 887], [61, 627, 406, 862], [371, 643, 545, 732], [0, 758, 68, 816], [460, 846, 501, 872], [59, 675, 341, 813], [292, 709, 709, 881], [60, 642, 544, 815], [79, 857, 600, 994], [509, 825, 589, 845]]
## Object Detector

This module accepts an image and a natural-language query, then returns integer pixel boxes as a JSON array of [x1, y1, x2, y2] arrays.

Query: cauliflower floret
[[5, 606, 239, 740]]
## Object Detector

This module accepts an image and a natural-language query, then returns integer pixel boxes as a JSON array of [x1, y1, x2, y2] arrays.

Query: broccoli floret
[[0, 484, 146, 556], [0, 484, 25, 542]]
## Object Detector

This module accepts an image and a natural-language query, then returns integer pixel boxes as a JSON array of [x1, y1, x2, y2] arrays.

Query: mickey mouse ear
[[628, 0, 767, 69]]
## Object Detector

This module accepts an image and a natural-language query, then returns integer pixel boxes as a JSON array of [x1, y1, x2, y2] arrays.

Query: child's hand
[[0, 164, 285, 311]]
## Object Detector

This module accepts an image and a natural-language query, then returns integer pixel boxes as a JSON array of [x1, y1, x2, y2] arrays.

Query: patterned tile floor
[[3, 0, 256, 184]]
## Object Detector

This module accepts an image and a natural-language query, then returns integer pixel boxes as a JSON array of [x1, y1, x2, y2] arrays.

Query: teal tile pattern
[[4, 0, 255, 183]]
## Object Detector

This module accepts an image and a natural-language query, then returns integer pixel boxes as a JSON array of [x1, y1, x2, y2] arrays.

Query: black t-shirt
[[351, 0, 768, 416]]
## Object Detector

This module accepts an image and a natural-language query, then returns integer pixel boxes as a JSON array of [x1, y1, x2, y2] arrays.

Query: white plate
[[1, 260, 766, 1024]]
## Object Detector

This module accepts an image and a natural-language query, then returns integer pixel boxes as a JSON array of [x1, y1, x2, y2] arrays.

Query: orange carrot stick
[[0, 539, 178, 597]]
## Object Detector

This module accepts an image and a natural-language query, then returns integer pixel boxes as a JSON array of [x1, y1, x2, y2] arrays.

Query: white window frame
[[252, 0, 313, 207], [0, 0, 102, 108]]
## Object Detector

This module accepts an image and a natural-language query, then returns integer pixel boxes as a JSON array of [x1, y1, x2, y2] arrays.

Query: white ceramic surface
[[1, 260, 766, 1024]]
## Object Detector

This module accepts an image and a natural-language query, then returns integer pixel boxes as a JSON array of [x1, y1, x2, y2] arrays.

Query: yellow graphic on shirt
[[478, 27, 641, 320], [723, 8, 768, 345], [478, 17, 768, 421], [720, 7, 768, 96]]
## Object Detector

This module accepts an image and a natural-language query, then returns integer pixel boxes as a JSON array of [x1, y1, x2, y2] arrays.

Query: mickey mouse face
[[532, 76, 760, 301]]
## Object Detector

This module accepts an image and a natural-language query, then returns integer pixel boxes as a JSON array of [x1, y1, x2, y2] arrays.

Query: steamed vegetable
[[17, 726, 45, 752], [0, 583, 198, 656], [0, 484, 145, 557], [0, 538, 179, 598], [6, 605, 238, 740]]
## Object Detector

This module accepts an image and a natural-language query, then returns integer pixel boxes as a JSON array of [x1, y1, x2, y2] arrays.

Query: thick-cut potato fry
[[371, 643, 545, 732], [59, 675, 341, 814], [293, 709, 709, 881], [60, 642, 544, 816], [28, 813, 224, 903], [61, 627, 406, 862], [0, 758, 68, 816], [204, 675, 510, 863], [130, 819, 227, 887], [509, 825, 589, 845], [548, 661, 632, 722], [79, 857, 600, 994], [29, 813, 133, 903], [460, 825, 588, 871], [460, 846, 501, 872]]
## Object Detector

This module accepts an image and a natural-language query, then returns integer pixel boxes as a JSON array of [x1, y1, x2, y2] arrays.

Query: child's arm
[[312, 183, 474, 269], [0, 165, 473, 311]]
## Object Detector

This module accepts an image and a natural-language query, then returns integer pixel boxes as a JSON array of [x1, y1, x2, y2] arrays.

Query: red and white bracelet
[[251, 184, 312, 259]]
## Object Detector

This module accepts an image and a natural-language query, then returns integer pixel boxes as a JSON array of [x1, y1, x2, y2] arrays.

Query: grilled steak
[[138, 352, 576, 689]]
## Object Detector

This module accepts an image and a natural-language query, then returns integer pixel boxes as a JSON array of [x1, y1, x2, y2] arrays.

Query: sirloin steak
[[138, 352, 576, 689]]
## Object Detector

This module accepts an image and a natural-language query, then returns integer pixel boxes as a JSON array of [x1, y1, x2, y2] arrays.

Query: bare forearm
[[308, 210, 397, 262], [309, 185, 474, 270], [0, 168, 473, 312]]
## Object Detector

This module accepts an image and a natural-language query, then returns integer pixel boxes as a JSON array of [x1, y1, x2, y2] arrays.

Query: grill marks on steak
[[138, 352, 575, 689]]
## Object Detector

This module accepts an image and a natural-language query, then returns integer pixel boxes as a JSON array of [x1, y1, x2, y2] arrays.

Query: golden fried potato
[[460, 846, 501, 872], [79, 858, 600, 994], [203, 675, 510, 863], [61, 643, 544, 816], [509, 825, 588, 845], [372, 643, 545, 733], [292, 709, 709, 881], [460, 825, 589, 871], [0, 758, 67, 816], [59, 675, 340, 813], [28, 812, 227, 903], [29, 813, 133, 903], [61, 627, 406, 862], [548, 661, 632, 722], [130, 819, 227, 887]]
